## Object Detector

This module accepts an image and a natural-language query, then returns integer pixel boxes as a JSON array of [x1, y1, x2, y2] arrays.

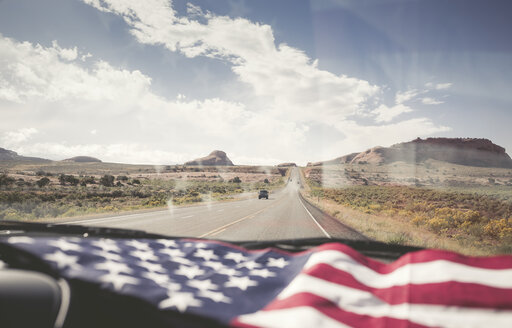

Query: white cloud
[[2, 128, 38, 147], [81, 52, 93, 61], [51, 40, 78, 61], [186, 3, 204, 17], [372, 103, 413, 122], [0, 35, 151, 104], [426, 82, 452, 90], [80, 0, 379, 126], [395, 89, 421, 104], [14, 142, 189, 165], [435, 83, 452, 90], [421, 97, 444, 105]]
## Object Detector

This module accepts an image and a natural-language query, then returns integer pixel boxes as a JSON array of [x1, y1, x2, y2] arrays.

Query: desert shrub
[[111, 190, 124, 198], [0, 174, 15, 187], [80, 176, 96, 186], [264, 178, 269, 184], [484, 218, 512, 239], [116, 175, 129, 181], [67, 175, 79, 186], [132, 179, 141, 185], [36, 177, 50, 188], [427, 217, 450, 233], [229, 176, 242, 183], [58, 174, 79, 186], [100, 175, 115, 187], [387, 233, 410, 245]]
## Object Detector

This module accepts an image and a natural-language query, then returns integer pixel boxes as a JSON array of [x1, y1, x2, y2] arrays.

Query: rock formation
[[185, 150, 234, 166], [62, 156, 102, 163], [311, 138, 512, 168]]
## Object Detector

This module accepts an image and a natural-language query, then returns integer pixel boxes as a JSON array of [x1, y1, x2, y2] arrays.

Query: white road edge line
[[298, 196, 331, 239]]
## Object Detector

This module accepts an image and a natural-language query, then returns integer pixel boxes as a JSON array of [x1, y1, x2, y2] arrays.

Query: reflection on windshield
[[0, 0, 511, 256]]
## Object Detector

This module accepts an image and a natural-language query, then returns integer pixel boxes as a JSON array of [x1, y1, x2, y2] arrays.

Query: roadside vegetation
[[303, 167, 512, 255], [0, 167, 286, 221]]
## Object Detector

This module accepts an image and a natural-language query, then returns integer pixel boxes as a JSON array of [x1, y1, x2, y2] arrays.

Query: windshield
[[0, 0, 511, 256]]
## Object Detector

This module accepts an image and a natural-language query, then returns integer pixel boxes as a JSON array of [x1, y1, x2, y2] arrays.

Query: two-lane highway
[[63, 168, 366, 241]]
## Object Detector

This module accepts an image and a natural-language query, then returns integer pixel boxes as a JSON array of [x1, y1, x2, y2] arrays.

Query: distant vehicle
[[258, 190, 269, 199]]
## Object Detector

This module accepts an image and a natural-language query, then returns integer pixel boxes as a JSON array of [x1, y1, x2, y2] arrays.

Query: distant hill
[[62, 156, 102, 163], [184, 150, 234, 166], [309, 138, 512, 168], [0, 147, 51, 162]]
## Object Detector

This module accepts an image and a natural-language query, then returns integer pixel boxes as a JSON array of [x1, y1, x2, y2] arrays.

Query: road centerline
[[198, 196, 286, 238]]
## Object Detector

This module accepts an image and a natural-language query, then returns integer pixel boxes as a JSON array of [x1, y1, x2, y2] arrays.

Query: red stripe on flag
[[312, 243, 512, 273], [259, 292, 430, 328], [305, 263, 512, 309]]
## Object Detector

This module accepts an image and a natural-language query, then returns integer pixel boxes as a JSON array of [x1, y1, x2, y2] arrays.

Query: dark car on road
[[258, 190, 269, 199]]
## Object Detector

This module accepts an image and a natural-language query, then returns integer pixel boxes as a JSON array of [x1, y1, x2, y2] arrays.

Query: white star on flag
[[92, 239, 120, 253], [198, 290, 231, 303], [224, 276, 258, 291], [225, 252, 248, 263], [267, 257, 288, 268], [218, 267, 241, 276], [44, 250, 80, 269], [126, 240, 151, 250], [157, 239, 177, 248], [187, 279, 218, 291], [171, 256, 195, 266], [203, 260, 225, 271], [131, 250, 158, 262], [49, 238, 81, 252], [174, 265, 205, 279], [158, 291, 202, 312], [194, 242, 209, 249], [250, 268, 276, 278], [194, 249, 218, 261], [237, 260, 261, 270], [99, 273, 138, 291]]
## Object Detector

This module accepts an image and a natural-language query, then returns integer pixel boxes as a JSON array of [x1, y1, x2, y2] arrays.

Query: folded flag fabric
[[2, 236, 512, 327]]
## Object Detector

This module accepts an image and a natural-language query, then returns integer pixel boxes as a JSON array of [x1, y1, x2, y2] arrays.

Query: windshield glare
[[0, 0, 511, 256]]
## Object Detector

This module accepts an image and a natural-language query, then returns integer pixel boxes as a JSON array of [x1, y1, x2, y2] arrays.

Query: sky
[[0, 0, 511, 165]]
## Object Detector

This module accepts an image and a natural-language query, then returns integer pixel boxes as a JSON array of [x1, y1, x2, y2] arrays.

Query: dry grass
[[0, 163, 289, 221], [301, 192, 486, 255], [301, 162, 512, 256]]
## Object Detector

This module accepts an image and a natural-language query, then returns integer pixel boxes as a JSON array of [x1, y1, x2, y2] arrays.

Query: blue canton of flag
[[2, 236, 308, 325]]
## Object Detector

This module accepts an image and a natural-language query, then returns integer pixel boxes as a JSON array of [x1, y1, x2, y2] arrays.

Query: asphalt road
[[63, 168, 366, 241]]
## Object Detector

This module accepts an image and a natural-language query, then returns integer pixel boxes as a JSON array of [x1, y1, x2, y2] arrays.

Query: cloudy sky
[[0, 0, 511, 165]]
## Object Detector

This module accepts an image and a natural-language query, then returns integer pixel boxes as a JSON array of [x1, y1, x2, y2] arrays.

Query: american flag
[[1, 236, 512, 327]]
